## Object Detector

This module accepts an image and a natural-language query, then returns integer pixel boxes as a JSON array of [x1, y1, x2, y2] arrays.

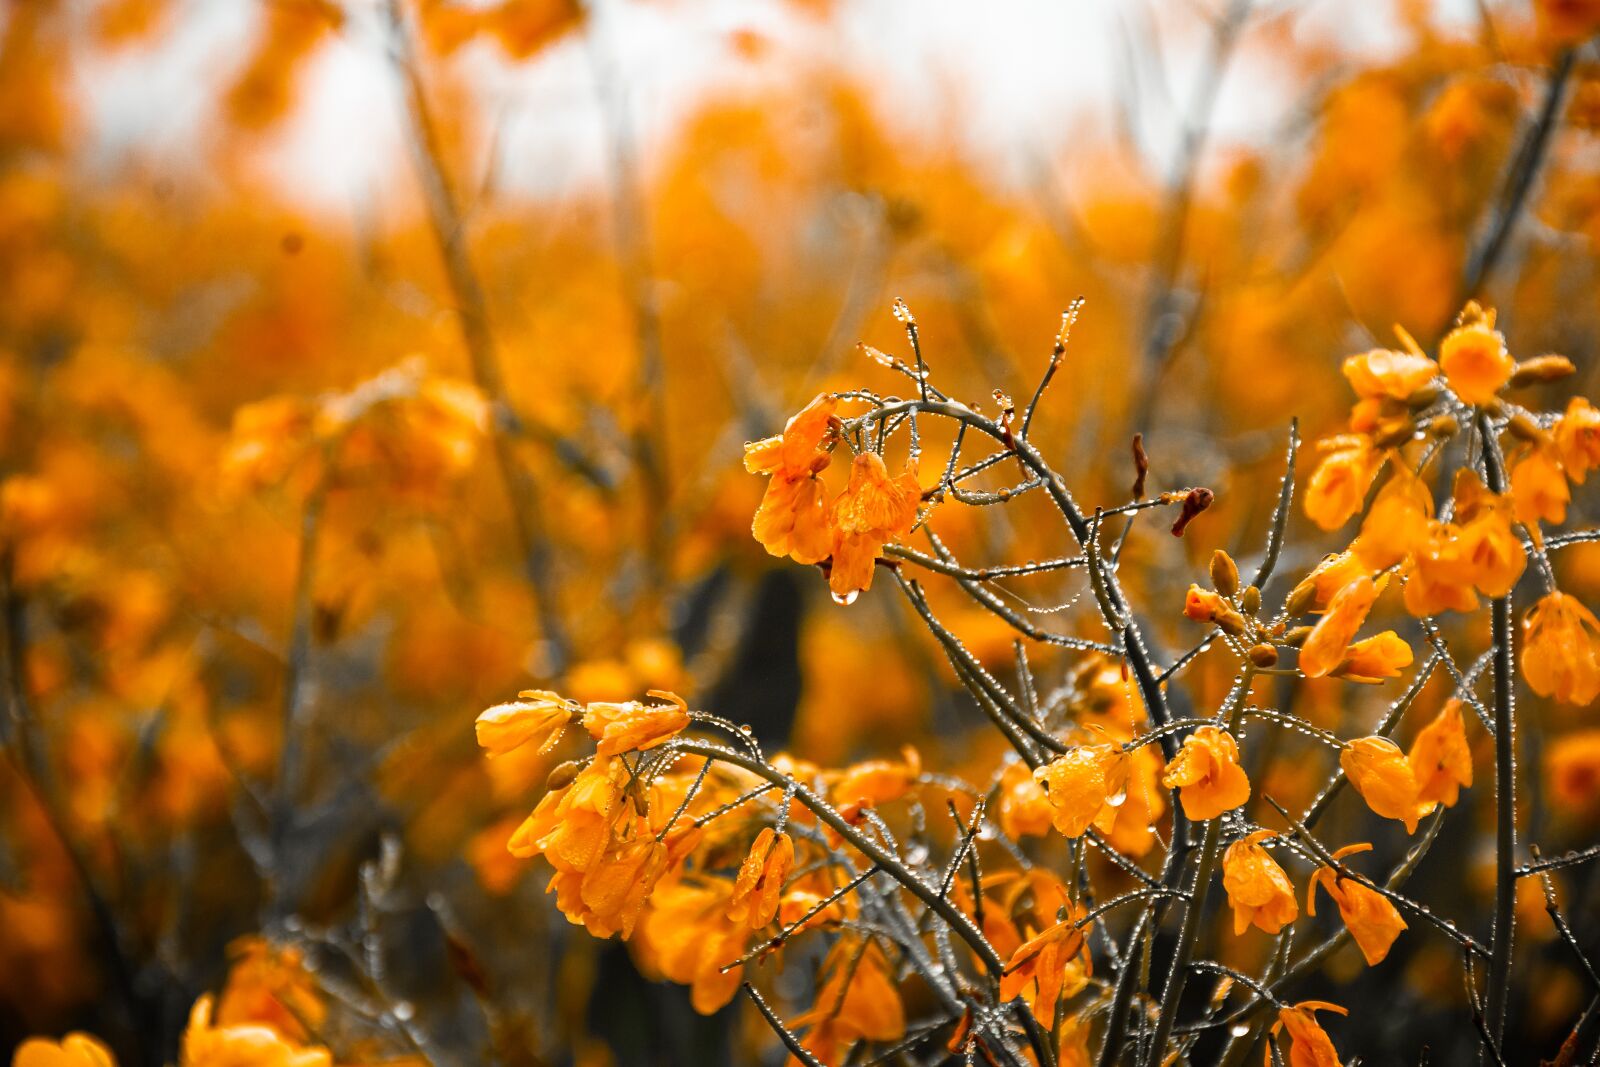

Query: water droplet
[[832, 589, 860, 606], [1230, 1023, 1252, 1038], [393, 1001, 415, 1022], [1105, 789, 1128, 809], [739, 724, 754, 736]]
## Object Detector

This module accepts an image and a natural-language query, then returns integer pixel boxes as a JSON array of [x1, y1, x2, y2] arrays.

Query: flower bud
[[1373, 417, 1417, 449], [1240, 585, 1261, 616], [1429, 413, 1459, 438], [1285, 580, 1317, 618], [1510, 355, 1576, 387], [1405, 382, 1443, 409], [1283, 625, 1314, 648], [1506, 412, 1549, 445], [1248, 643, 1279, 668], [546, 760, 582, 792], [1217, 609, 1248, 637], [1211, 550, 1240, 597]]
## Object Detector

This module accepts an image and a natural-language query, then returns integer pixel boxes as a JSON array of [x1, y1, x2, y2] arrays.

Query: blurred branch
[[383, 0, 572, 674]]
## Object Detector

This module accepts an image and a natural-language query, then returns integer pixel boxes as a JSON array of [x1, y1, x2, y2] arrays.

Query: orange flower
[[1548, 729, 1600, 814], [1000, 902, 1092, 1027], [1305, 440, 1378, 531], [831, 746, 921, 807], [1401, 527, 1480, 617], [1161, 726, 1250, 820], [1308, 844, 1407, 965], [508, 756, 624, 870], [1034, 743, 1130, 837], [1438, 311, 1512, 405], [1353, 467, 1432, 571], [1222, 830, 1298, 935], [797, 940, 905, 1062], [1300, 551, 1376, 612], [633, 880, 747, 1015], [1341, 348, 1437, 400], [1522, 592, 1600, 704], [746, 394, 838, 564], [1299, 576, 1378, 678], [827, 452, 920, 601], [12, 1035, 117, 1067], [726, 827, 794, 929], [1511, 447, 1570, 528], [1407, 702, 1473, 808], [1340, 736, 1435, 832], [1272, 1001, 1348, 1067], [583, 690, 691, 757], [1184, 583, 1228, 622], [998, 759, 1055, 840], [180, 994, 333, 1067], [1335, 631, 1412, 682], [475, 690, 575, 757], [1555, 396, 1600, 483]]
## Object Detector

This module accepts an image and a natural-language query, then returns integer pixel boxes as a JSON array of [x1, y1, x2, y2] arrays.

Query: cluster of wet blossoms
[[471, 302, 1597, 1066]]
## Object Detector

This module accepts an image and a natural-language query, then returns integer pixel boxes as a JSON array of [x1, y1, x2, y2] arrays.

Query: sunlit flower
[[1340, 736, 1434, 832], [12, 1035, 117, 1067], [1438, 311, 1512, 405], [1522, 591, 1600, 704], [827, 451, 920, 601], [583, 690, 691, 757], [475, 690, 575, 757], [1161, 726, 1250, 821], [831, 746, 921, 808], [1035, 742, 1130, 837], [1272, 1000, 1348, 1067], [1299, 576, 1378, 678], [726, 827, 793, 930], [1222, 830, 1298, 935], [1407, 701, 1473, 808], [1342, 348, 1437, 400], [1308, 844, 1407, 965]]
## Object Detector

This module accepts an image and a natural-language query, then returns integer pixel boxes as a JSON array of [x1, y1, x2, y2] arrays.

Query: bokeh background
[[2, 0, 1599, 1063]]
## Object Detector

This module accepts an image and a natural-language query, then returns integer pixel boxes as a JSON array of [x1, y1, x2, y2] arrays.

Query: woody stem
[[1144, 667, 1255, 1066], [1479, 413, 1518, 1053], [670, 741, 1006, 978]]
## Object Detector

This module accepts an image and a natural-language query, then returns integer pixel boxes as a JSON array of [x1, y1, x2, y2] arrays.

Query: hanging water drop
[[1230, 1023, 1252, 1038], [1105, 788, 1129, 808], [833, 589, 860, 606]]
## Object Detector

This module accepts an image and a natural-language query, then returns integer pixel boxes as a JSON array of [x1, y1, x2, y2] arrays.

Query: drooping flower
[[1340, 736, 1435, 833], [797, 939, 906, 1063], [1407, 702, 1473, 808], [633, 880, 747, 1015], [1522, 592, 1600, 704], [1221, 830, 1298, 936], [1161, 726, 1250, 821], [831, 746, 921, 808], [1308, 844, 1408, 965], [1272, 1001, 1348, 1067], [726, 827, 794, 930], [827, 452, 921, 601], [1438, 309, 1512, 405], [1299, 577, 1379, 678], [1297, 551, 1376, 613], [475, 690, 576, 757], [1401, 526, 1481, 617], [1554, 396, 1600, 483], [1034, 743, 1130, 837], [746, 394, 838, 564], [1305, 440, 1379, 531], [1000, 902, 1092, 1028], [1511, 447, 1570, 528], [583, 690, 691, 757], [12, 1035, 117, 1067], [1334, 631, 1413, 682]]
